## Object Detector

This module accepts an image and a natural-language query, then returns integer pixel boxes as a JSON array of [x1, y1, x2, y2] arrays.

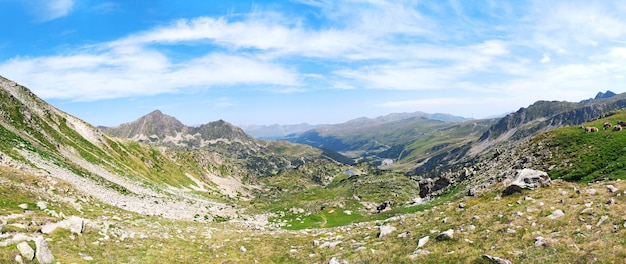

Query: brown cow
[[604, 122, 612, 130], [585, 127, 599, 133]]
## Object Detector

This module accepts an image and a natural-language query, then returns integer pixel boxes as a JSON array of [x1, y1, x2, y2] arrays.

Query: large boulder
[[16, 242, 34, 261], [503, 169, 551, 196], [34, 236, 54, 264]]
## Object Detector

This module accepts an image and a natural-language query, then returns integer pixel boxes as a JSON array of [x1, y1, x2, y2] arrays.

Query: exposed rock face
[[419, 177, 451, 198], [503, 169, 551, 196]]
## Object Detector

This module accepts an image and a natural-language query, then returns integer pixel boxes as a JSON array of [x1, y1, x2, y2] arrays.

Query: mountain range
[[2, 73, 626, 262]]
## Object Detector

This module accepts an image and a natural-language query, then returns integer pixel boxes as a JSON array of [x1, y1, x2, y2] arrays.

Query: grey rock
[[535, 236, 555, 248], [417, 236, 429, 249], [436, 229, 454, 241], [15, 255, 24, 264], [547, 209, 564, 219], [18, 204, 28, 210], [482, 254, 512, 264], [378, 225, 396, 238], [586, 188, 597, 195], [503, 169, 551, 196], [17, 242, 34, 260], [607, 185, 619, 193], [41, 216, 85, 234], [36, 201, 47, 210], [34, 236, 54, 264]]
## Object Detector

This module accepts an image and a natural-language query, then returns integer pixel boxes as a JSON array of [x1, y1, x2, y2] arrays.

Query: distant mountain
[[579, 90, 616, 103], [241, 123, 317, 140], [101, 111, 256, 148], [101, 110, 352, 176], [284, 112, 482, 167], [242, 112, 469, 140], [479, 92, 626, 143]]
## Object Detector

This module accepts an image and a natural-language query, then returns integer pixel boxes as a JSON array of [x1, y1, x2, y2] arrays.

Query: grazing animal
[[585, 126, 599, 133], [604, 122, 612, 130], [618, 121, 626, 127], [614, 125, 623, 131]]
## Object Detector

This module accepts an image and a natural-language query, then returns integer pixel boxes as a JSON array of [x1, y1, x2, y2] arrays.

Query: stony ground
[[2, 164, 626, 263]]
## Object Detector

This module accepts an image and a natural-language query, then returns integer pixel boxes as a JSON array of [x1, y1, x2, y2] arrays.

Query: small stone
[[607, 185, 619, 193], [397, 232, 410, 238], [417, 236, 429, 249], [15, 255, 24, 264], [18, 204, 28, 210], [597, 215, 609, 227], [240, 246, 247, 252], [458, 203, 466, 209], [436, 229, 454, 241], [547, 209, 564, 219], [36, 201, 48, 210], [580, 208, 595, 215], [535, 236, 555, 248], [607, 198, 615, 205], [586, 188, 597, 195], [467, 188, 476, 197], [482, 254, 512, 264], [378, 225, 396, 238]]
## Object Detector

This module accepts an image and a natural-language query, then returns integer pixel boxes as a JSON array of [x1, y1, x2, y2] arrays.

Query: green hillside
[[529, 110, 626, 182]]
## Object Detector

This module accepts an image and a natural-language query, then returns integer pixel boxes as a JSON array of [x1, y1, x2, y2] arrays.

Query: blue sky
[[1, 0, 626, 126]]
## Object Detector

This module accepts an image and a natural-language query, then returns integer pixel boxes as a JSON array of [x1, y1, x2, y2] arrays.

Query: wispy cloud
[[28, 0, 75, 22], [2, 0, 626, 120]]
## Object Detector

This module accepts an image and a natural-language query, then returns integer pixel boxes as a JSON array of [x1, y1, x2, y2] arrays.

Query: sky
[[1, 0, 626, 127]]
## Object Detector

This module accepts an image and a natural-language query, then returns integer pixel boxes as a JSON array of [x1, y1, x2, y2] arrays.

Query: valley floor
[[2, 166, 626, 263]]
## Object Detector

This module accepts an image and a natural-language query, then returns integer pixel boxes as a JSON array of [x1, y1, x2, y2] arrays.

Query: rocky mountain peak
[[101, 110, 185, 139]]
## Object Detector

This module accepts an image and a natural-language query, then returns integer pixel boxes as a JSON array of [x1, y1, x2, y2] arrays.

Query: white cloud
[[4, 0, 626, 117], [0, 50, 299, 101]]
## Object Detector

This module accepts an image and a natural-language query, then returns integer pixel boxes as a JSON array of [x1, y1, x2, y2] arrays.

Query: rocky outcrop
[[503, 169, 551, 196], [419, 177, 452, 198]]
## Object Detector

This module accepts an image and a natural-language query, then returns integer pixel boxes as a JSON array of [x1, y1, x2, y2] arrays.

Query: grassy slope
[[530, 110, 626, 182], [3, 162, 626, 263]]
